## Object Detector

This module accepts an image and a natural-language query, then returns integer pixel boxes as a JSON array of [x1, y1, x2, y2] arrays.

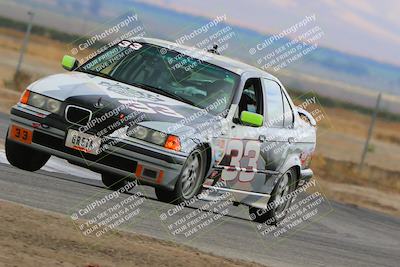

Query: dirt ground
[[310, 155, 400, 217], [0, 200, 265, 267]]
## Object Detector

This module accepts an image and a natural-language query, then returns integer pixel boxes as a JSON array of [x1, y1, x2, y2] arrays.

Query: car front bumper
[[8, 104, 187, 190]]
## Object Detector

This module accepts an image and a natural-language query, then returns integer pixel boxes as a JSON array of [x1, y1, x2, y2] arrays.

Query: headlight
[[29, 93, 46, 109], [131, 126, 148, 139], [127, 125, 179, 150], [24, 91, 62, 114], [151, 131, 167, 145], [46, 98, 62, 113]]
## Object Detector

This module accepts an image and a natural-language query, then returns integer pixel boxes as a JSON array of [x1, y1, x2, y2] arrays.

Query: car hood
[[28, 72, 226, 137]]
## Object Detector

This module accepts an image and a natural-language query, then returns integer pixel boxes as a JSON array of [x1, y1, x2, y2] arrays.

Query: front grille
[[65, 105, 92, 126], [33, 131, 137, 173]]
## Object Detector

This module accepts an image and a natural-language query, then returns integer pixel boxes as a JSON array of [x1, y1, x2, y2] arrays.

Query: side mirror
[[240, 111, 263, 127], [61, 55, 79, 71]]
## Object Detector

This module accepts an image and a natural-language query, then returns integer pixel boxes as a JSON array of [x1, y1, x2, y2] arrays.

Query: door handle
[[288, 137, 295, 144], [259, 135, 267, 142]]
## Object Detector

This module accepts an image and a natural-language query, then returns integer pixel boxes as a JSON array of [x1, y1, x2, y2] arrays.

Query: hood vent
[[65, 105, 92, 126]]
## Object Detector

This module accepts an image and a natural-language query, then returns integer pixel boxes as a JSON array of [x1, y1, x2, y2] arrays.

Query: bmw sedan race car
[[5, 38, 316, 224]]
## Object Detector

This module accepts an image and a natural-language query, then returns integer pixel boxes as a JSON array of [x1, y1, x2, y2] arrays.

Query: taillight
[[20, 90, 30, 104], [164, 135, 181, 151]]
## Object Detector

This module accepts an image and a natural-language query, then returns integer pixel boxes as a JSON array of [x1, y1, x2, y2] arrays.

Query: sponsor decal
[[119, 100, 184, 118], [98, 81, 164, 102]]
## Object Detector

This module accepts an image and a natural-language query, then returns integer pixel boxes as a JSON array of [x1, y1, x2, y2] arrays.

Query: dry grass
[[0, 27, 66, 62], [311, 154, 400, 216], [0, 86, 20, 113], [325, 107, 400, 145], [313, 154, 400, 194], [317, 179, 400, 217]]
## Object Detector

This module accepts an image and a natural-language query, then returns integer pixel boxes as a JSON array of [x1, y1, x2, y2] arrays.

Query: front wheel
[[155, 149, 206, 204], [249, 168, 297, 224], [101, 172, 128, 191], [5, 137, 50, 172]]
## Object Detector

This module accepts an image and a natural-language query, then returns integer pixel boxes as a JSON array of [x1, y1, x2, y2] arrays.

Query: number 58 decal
[[221, 140, 261, 182]]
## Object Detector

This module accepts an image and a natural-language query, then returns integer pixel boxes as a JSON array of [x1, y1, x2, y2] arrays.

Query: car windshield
[[79, 41, 240, 115]]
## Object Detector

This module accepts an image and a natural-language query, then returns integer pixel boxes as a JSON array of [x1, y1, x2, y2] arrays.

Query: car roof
[[136, 37, 279, 81]]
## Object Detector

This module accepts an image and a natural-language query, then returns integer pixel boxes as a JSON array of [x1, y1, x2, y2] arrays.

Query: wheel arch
[[279, 154, 302, 187], [195, 142, 213, 179], [291, 165, 301, 187]]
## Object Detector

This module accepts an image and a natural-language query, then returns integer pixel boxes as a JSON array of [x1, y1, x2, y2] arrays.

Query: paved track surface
[[0, 112, 399, 267]]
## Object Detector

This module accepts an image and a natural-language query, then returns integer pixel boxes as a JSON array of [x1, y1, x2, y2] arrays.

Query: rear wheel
[[5, 136, 50, 172], [101, 172, 128, 191], [249, 168, 297, 224], [155, 149, 206, 204]]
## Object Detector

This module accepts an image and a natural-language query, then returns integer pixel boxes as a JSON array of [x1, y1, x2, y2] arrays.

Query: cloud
[[267, 0, 298, 8], [341, 0, 376, 16], [339, 10, 400, 44]]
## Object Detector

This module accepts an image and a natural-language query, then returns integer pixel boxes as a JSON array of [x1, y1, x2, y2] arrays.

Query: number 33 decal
[[221, 140, 260, 182]]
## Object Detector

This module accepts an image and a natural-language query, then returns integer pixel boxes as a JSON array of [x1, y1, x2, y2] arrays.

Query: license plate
[[65, 129, 101, 155], [9, 125, 33, 144]]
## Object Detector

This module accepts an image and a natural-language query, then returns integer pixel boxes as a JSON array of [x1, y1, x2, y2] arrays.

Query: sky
[[134, 0, 400, 66]]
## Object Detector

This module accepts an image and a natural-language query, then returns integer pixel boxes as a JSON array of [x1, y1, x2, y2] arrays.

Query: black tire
[[249, 168, 297, 224], [154, 187, 176, 203], [155, 148, 206, 204], [5, 137, 50, 172], [101, 172, 128, 191]]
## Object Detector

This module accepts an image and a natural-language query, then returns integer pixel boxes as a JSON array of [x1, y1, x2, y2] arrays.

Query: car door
[[260, 78, 295, 175], [214, 78, 269, 194]]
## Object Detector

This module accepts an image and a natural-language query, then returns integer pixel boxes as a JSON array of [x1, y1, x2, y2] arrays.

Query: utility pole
[[359, 92, 382, 170], [15, 11, 35, 78]]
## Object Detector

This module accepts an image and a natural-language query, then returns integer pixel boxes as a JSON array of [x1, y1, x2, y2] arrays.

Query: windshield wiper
[[78, 69, 117, 81]]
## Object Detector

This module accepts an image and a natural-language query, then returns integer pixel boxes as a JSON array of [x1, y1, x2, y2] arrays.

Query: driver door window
[[238, 78, 263, 116]]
